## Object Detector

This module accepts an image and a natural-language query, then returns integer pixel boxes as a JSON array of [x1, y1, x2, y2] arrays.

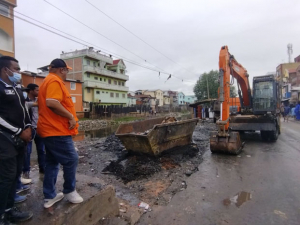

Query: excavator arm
[[210, 46, 249, 154], [218, 46, 251, 130]]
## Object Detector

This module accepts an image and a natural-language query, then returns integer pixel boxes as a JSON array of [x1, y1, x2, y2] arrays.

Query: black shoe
[[0, 214, 14, 225], [6, 207, 33, 223]]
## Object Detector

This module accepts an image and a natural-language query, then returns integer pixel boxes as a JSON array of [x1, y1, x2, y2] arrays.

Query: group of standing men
[[0, 56, 83, 225]]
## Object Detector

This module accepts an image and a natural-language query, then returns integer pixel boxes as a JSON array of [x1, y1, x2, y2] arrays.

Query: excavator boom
[[211, 46, 250, 154]]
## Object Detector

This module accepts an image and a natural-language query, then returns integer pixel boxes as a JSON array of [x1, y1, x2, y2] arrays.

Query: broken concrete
[[19, 170, 119, 225]]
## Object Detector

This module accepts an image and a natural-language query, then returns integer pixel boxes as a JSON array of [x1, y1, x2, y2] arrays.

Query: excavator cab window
[[253, 80, 276, 113]]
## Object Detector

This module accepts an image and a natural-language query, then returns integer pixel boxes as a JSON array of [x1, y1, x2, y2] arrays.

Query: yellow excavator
[[210, 46, 281, 154]]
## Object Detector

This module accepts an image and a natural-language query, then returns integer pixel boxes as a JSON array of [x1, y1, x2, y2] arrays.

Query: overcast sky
[[15, 0, 300, 95]]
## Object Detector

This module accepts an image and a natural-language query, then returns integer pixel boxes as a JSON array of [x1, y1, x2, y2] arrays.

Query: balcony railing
[[61, 49, 113, 64], [84, 65, 129, 81], [84, 80, 129, 92]]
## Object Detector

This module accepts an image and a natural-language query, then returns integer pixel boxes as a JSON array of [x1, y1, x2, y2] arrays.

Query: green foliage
[[193, 70, 219, 101], [193, 70, 238, 100]]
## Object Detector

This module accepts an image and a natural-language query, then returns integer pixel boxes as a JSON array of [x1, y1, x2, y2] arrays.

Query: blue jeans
[[23, 128, 45, 172], [43, 136, 78, 199]]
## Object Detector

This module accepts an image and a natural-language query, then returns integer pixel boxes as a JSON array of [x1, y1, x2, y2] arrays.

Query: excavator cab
[[252, 75, 278, 115]]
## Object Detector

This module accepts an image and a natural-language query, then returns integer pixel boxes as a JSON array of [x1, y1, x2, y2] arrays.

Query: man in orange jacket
[[37, 59, 83, 208]]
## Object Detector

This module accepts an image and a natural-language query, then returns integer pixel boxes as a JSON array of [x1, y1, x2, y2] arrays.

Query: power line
[[85, 0, 196, 75], [13, 12, 187, 80], [43, 0, 178, 78]]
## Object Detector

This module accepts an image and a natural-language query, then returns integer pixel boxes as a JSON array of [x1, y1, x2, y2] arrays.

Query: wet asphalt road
[[139, 119, 300, 225]]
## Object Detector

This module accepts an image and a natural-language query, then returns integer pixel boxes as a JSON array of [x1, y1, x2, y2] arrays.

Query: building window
[[108, 79, 111, 84], [0, 29, 13, 52], [96, 91, 100, 94], [122, 94, 125, 98], [104, 79, 106, 82], [94, 77, 98, 80], [100, 78, 102, 81], [102, 91, 104, 93], [70, 82, 76, 90], [114, 80, 117, 85], [116, 93, 119, 98], [98, 63, 100, 66], [122, 82, 124, 86], [86, 73, 90, 78], [87, 88, 91, 93], [110, 92, 114, 97], [93, 62, 96, 67], [118, 81, 121, 85], [0, 3, 9, 17], [87, 60, 90, 65], [71, 97, 76, 103], [106, 92, 108, 94]]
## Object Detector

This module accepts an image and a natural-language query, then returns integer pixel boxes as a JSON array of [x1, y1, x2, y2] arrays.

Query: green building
[[61, 48, 129, 108]]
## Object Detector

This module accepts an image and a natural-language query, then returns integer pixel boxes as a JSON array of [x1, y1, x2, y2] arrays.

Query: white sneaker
[[65, 190, 83, 204], [21, 177, 32, 185], [44, 192, 64, 208]]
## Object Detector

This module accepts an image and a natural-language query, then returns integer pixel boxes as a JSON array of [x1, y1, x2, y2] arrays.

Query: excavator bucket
[[210, 131, 243, 155]]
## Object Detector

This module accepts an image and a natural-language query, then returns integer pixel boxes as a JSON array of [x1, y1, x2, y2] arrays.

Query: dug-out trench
[[75, 121, 216, 207]]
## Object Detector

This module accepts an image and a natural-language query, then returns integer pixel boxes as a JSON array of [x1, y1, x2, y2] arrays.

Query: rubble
[[75, 120, 216, 211]]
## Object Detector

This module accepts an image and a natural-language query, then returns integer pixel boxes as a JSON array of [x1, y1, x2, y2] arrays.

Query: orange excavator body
[[210, 46, 251, 154]]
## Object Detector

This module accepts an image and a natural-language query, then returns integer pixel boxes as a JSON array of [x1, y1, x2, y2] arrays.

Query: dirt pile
[[102, 141, 200, 183]]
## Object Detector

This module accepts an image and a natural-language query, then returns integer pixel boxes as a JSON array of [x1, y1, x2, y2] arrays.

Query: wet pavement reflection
[[223, 191, 252, 207]]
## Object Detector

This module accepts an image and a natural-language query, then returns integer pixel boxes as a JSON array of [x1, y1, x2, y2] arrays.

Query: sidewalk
[[18, 167, 119, 225]]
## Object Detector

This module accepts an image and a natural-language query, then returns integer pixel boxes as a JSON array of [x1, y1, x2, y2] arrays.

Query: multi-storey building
[[142, 89, 163, 106], [60, 48, 129, 106], [184, 95, 197, 104], [276, 61, 300, 83], [0, 0, 16, 57], [177, 92, 185, 105]]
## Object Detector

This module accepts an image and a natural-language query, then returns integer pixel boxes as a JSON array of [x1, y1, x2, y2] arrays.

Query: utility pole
[[206, 75, 210, 99]]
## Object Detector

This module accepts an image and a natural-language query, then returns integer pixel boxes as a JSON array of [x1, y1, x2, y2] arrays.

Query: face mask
[[23, 92, 28, 99], [6, 68, 22, 83]]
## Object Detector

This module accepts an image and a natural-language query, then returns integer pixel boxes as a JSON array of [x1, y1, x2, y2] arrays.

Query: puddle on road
[[73, 125, 119, 141], [223, 191, 252, 207]]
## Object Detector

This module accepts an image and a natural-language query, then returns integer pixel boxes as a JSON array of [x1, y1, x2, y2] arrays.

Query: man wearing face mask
[[37, 59, 83, 209], [0, 56, 33, 224]]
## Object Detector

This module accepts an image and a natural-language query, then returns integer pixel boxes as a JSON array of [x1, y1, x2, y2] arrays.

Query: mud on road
[[75, 120, 216, 207]]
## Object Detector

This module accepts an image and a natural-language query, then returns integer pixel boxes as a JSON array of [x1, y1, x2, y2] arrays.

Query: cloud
[[14, 0, 300, 94]]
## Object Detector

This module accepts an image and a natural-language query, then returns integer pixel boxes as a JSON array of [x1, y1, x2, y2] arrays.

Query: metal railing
[[84, 80, 129, 92], [61, 49, 113, 64], [83, 65, 129, 81]]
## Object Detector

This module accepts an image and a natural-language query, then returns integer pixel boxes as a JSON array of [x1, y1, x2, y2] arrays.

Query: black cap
[[27, 83, 39, 91], [49, 59, 72, 69]]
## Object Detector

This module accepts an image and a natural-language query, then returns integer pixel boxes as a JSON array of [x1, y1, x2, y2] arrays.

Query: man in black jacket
[[0, 56, 33, 225]]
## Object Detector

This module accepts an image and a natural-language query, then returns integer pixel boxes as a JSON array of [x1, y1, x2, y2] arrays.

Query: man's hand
[[69, 116, 76, 130], [19, 127, 32, 142]]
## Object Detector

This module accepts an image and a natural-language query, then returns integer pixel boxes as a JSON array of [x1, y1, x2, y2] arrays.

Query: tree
[[193, 70, 238, 101], [193, 70, 219, 101], [230, 86, 237, 97]]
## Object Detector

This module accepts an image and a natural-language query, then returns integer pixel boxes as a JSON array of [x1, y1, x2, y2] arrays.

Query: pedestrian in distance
[[37, 59, 83, 209], [23, 83, 45, 179], [0, 56, 33, 225], [283, 104, 291, 122], [295, 101, 300, 121]]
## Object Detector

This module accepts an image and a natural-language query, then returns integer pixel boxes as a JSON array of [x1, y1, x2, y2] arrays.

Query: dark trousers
[[0, 152, 24, 215], [23, 129, 45, 172], [43, 136, 78, 199]]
